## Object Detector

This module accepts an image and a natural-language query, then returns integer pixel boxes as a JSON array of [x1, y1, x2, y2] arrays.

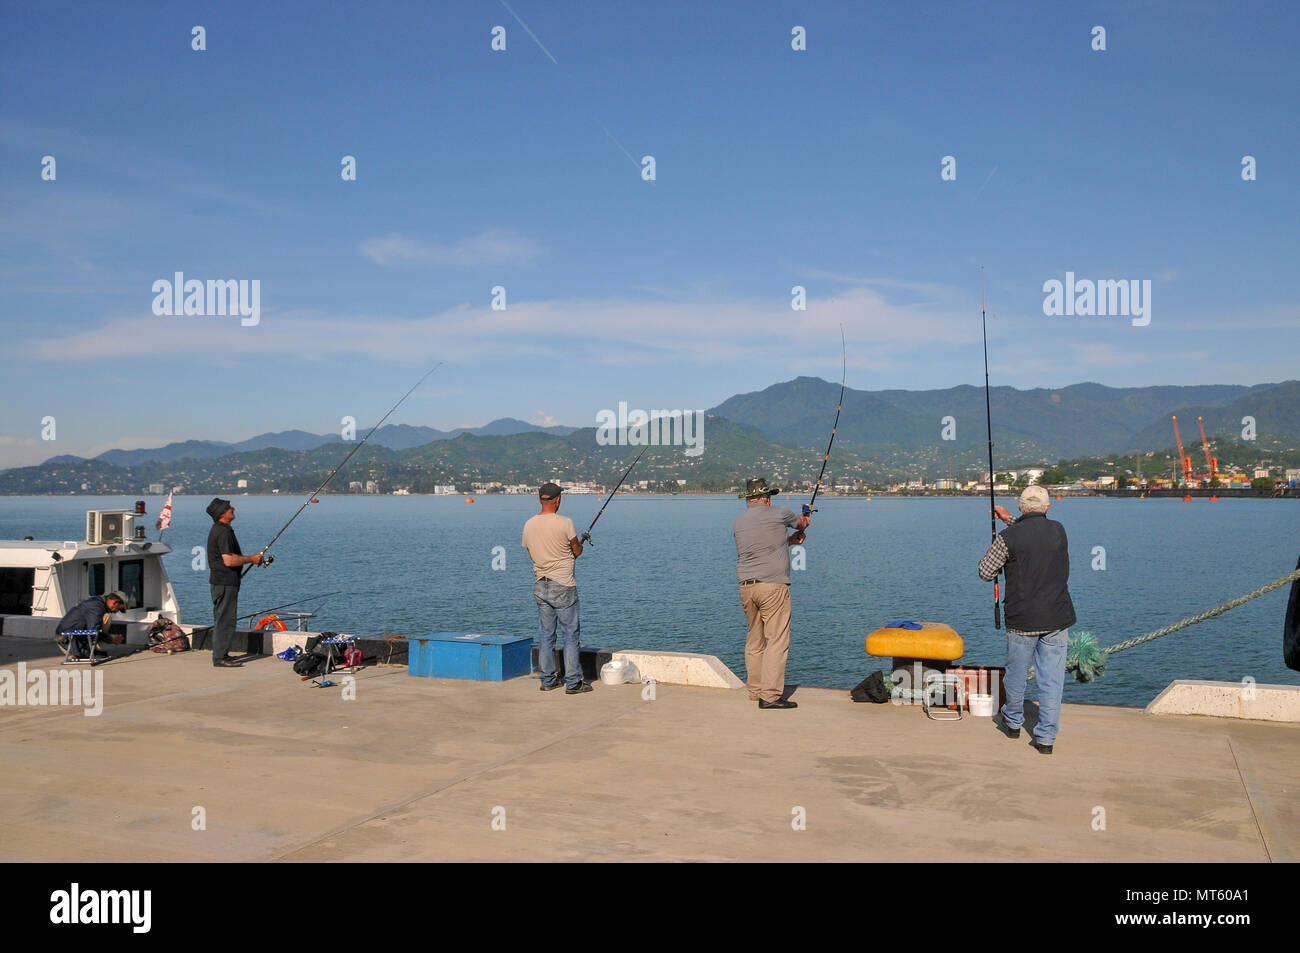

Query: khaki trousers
[[740, 582, 791, 703]]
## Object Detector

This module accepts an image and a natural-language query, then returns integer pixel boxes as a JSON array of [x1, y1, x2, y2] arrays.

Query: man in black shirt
[[205, 498, 262, 668]]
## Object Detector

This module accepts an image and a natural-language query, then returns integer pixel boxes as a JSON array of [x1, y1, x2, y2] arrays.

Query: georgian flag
[[156, 492, 173, 532]]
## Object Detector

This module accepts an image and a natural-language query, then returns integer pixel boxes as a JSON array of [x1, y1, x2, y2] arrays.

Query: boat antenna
[[804, 323, 847, 519], [580, 444, 650, 544], [981, 270, 1001, 629], [243, 364, 442, 577]]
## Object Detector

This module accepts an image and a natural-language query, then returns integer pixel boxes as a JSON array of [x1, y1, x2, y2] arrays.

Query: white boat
[[0, 505, 184, 645]]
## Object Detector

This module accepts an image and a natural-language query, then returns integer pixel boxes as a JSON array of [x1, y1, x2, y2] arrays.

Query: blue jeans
[[1000, 628, 1069, 745], [533, 579, 581, 688]]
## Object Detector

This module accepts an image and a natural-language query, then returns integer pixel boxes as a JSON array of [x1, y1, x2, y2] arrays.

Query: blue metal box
[[407, 632, 534, 681]]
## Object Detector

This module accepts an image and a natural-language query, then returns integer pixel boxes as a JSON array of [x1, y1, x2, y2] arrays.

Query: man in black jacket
[[206, 498, 262, 668], [56, 591, 125, 661], [978, 485, 1077, 754]]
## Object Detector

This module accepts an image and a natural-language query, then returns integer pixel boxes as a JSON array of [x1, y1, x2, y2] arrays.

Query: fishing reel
[[580, 532, 592, 545], [259, 552, 274, 568], [802, 505, 816, 517]]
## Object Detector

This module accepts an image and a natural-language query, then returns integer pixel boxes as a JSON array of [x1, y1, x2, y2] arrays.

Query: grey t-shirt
[[733, 504, 799, 585]]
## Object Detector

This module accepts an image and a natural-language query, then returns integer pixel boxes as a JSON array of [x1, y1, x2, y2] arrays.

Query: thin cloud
[[360, 229, 543, 268]]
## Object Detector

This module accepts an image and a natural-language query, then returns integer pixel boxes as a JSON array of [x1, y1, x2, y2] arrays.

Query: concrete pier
[[0, 637, 1294, 862]]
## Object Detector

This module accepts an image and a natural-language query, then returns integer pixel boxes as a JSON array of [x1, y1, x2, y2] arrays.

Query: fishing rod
[[804, 323, 847, 519], [237, 590, 344, 624], [981, 269, 1001, 629], [580, 444, 650, 544], [242, 364, 442, 577]]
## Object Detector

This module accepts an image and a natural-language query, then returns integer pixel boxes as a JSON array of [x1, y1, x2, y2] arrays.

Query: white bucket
[[968, 693, 994, 717]]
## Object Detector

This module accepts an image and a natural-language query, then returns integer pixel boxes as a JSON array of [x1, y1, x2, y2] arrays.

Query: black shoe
[[1030, 740, 1054, 754], [90, 650, 110, 661], [758, 699, 797, 709], [213, 658, 243, 668], [565, 681, 593, 694], [994, 715, 1021, 739], [539, 680, 562, 692]]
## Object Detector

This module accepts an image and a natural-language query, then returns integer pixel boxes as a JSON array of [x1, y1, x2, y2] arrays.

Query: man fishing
[[522, 483, 592, 694], [978, 485, 1077, 754], [55, 590, 126, 661], [734, 477, 809, 710], [206, 498, 262, 668]]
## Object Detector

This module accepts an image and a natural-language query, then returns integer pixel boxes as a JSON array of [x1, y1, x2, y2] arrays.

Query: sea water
[[3, 494, 1297, 707]]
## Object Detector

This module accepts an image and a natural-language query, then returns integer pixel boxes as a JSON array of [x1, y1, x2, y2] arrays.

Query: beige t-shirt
[[521, 512, 578, 588]]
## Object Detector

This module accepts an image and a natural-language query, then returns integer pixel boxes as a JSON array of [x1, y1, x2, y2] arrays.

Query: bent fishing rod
[[981, 269, 1001, 629], [804, 323, 847, 520], [242, 363, 442, 577], [580, 444, 650, 544]]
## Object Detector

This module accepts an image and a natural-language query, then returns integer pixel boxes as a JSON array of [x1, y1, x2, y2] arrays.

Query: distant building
[[147, 483, 165, 494], [434, 485, 457, 495], [1096, 476, 1116, 488], [348, 481, 363, 492], [365, 480, 379, 494], [1254, 468, 1271, 479], [236, 479, 248, 489]]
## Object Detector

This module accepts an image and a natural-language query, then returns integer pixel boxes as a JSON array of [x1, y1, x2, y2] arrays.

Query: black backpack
[[850, 670, 891, 704], [291, 633, 336, 678]]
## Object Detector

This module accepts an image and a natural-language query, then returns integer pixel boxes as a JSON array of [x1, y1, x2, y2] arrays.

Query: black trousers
[[210, 584, 240, 664]]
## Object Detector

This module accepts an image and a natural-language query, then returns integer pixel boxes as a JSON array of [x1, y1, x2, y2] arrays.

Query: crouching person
[[55, 590, 126, 661]]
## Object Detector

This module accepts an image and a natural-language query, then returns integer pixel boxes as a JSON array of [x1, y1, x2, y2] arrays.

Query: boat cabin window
[[0, 567, 35, 615], [119, 559, 144, 609], [86, 562, 106, 597]]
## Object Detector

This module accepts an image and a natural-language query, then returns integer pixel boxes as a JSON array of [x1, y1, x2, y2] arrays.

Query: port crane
[[1197, 416, 1218, 484], [1171, 416, 1194, 485]]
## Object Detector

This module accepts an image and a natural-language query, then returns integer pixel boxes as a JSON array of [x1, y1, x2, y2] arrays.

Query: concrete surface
[[1146, 679, 1300, 722], [0, 636, 1295, 863]]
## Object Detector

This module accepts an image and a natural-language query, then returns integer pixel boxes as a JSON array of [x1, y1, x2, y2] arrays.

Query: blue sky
[[2, 0, 1297, 466]]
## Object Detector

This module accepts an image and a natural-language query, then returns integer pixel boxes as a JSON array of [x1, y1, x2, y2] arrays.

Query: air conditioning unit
[[86, 510, 135, 545]]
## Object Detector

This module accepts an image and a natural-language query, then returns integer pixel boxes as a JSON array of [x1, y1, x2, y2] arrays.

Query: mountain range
[[712, 379, 1300, 469], [42, 418, 578, 467], [5, 379, 1296, 493]]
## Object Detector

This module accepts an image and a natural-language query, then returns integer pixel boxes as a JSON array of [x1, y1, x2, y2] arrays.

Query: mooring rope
[[1027, 565, 1300, 683], [1102, 566, 1300, 656]]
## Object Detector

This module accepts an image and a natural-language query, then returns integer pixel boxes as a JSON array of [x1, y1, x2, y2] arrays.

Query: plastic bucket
[[968, 693, 994, 717]]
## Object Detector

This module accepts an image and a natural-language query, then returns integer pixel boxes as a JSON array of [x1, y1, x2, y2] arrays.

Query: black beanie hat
[[206, 498, 233, 521]]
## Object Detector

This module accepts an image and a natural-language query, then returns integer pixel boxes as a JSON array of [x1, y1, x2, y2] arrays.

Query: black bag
[[291, 632, 336, 678], [1285, 555, 1300, 673], [850, 670, 891, 704]]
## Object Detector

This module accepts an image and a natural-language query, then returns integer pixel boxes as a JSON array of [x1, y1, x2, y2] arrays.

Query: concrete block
[[1145, 679, 1300, 722], [610, 650, 743, 689], [530, 645, 614, 683]]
